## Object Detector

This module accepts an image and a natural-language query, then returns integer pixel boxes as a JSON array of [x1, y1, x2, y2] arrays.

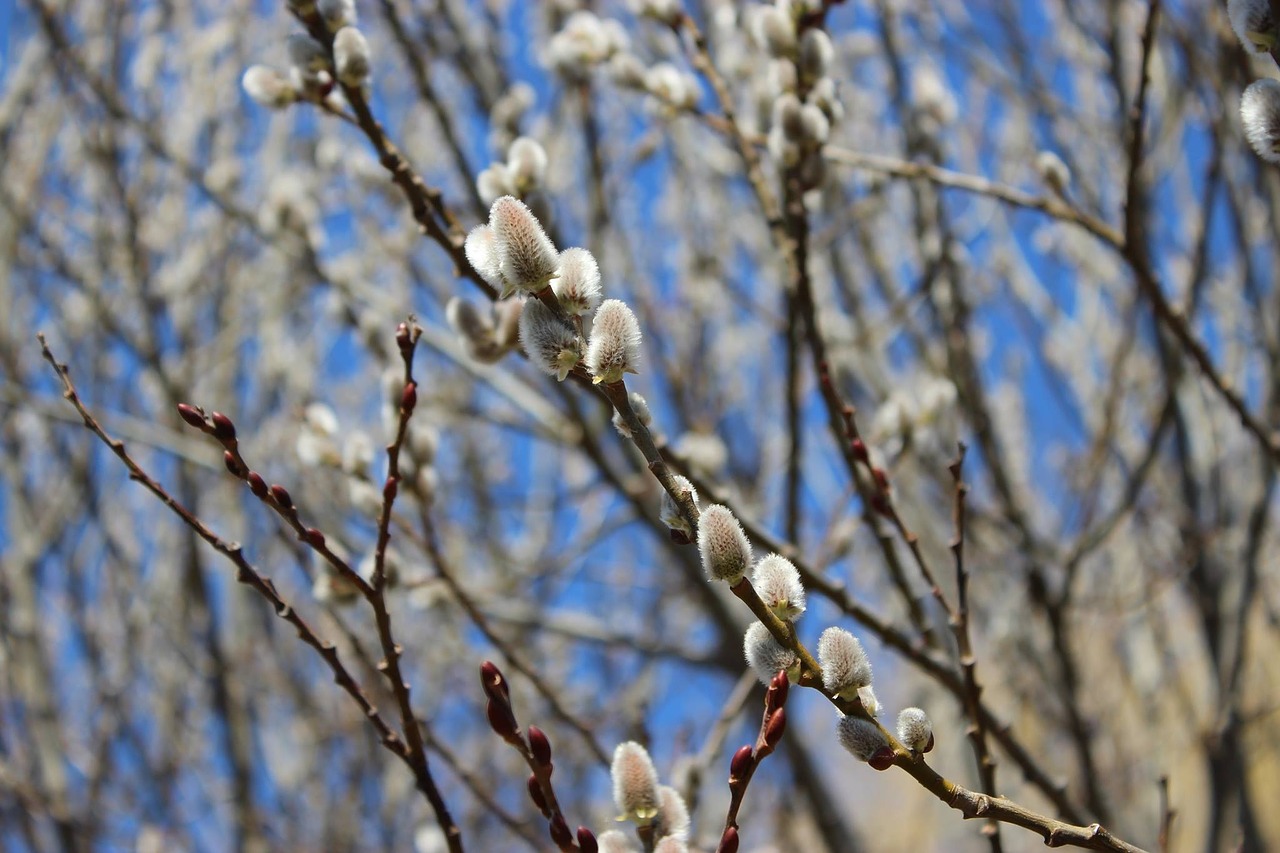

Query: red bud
[[176, 404, 205, 429], [872, 466, 890, 492], [383, 476, 398, 502], [868, 746, 895, 771], [401, 381, 417, 415], [396, 322, 412, 353], [851, 438, 868, 463], [269, 484, 293, 510], [717, 826, 740, 853], [210, 411, 236, 442], [762, 708, 786, 751], [577, 827, 598, 853], [729, 745, 754, 784], [548, 813, 572, 848], [223, 451, 240, 476], [767, 670, 789, 711], [527, 774, 549, 816], [528, 725, 552, 767], [486, 698, 519, 742], [247, 472, 268, 497], [924, 732, 935, 754], [480, 661, 510, 704], [305, 528, 325, 547]]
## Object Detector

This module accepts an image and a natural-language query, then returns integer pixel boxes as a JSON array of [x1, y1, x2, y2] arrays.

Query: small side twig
[[717, 670, 790, 853]]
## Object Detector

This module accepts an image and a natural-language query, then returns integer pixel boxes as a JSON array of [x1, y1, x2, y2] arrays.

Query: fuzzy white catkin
[[653, 839, 688, 853], [837, 715, 887, 762], [518, 298, 582, 381], [552, 247, 602, 316], [744, 622, 799, 684], [752, 554, 806, 621], [754, 6, 796, 57], [333, 26, 371, 86], [489, 196, 559, 295], [318, 0, 356, 30], [476, 164, 516, 205], [506, 137, 548, 193], [1036, 150, 1072, 194], [612, 391, 652, 438], [799, 103, 830, 145], [659, 475, 698, 539], [817, 626, 872, 696], [611, 741, 660, 824], [634, 0, 681, 24], [286, 33, 328, 73], [596, 831, 639, 853], [242, 65, 297, 108], [896, 707, 933, 752], [1241, 79, 1280, 164], [798, 28, 835, 79], [463, 224, 506, 292], [586, 299, 642, 383], [653, 785, 690, 842], [858, 684, 881, 717], [644, 63, 698, 109], [697, 504, 752, 583], [1230, 0, 1276, 52], [446, 296, 494, 342], [773, 93, 805, 140]]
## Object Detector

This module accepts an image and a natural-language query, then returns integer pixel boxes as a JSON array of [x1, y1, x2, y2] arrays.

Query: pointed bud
[[610, 741, 660, 825], [743, 622, 798, 685], [766, 669, 790, 711], [896, 707, 933, 753], [1230, 0, 1277, 52], [334, 26, 371, 86], [836, 715, 889, 763], [527, 774, 549, 815], [177, 403, 206, 429], [480, 660, 511, 704], [247, 472, 269, 498], [489, 196, 559, 296], [486, 698, 520, 743], [305, 527, 325, 547], [752, 554, 806, 621], [659, 475, 698, 541], [697, 505, 752, 584], [519, 298, 582, 381], [210, 412, 236, 442], [1241, 79, 1280, 164], [869, 745, 896, 771], [269, 484, 293, 510], [762, 707, 786, 752], [729, 745, 754, 784], [401, 381, 417, 415], [716, 826, 740, 853], [528, 725, 553, 767], [577, 827, 598, 853], [242, 65, 298, 109], [586, 299, 642, 384], [549, 813, 573, 847], [817, 626, 872, 697], [850, 438, 868, 462], [223, 451, 241, 476], [552, 247, 602, 316]]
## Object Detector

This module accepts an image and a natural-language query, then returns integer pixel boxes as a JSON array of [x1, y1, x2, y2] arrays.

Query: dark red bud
[[851, 438, 868, 463], [717, 826, 740, 853], [269, 484, 293, 510], [480, 661, 510, 704], [768, 670, 790, 710], [670, 528, 693, 546], [176, 403, 205, 429], [383, 476, 398, 502], [924, 732, 935, 754], [223, 451, 240, 476], [486, 698, 519, 742], [872, 467, 890, 492], [247, 472, 268, 498], [868, 746, 896, 771], [870, 494, 891, 517], [401, 381, 417, 414], [577, 827, 598, 853], [729, 744, 754, 783], [305, 528, 325, 547], [527, 774, 549, 816], [548, 813, 572, 848], [763, 708, 786, 751], [528, 725, 552, 767], [210, 411, 236, 442]]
